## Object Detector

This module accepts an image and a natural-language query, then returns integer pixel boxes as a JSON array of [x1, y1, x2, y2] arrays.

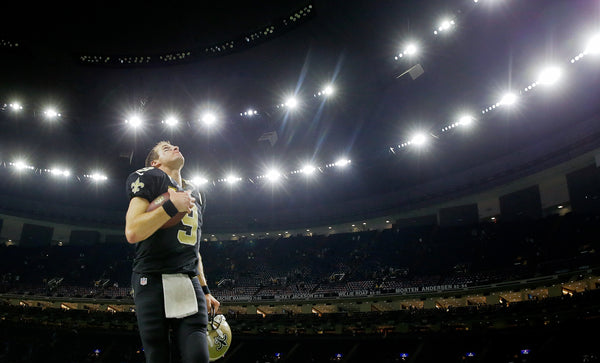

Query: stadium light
[[285, 96, 299, 109], [410, 133, 428, 146], [301, 164, 316, 175], [334, 158, 351, 167], [125, 114, 143, 128], [87, 172, 108, 181], [162, 115, 179, 127], [319, 84, 335, 97], [395, 42, 419, 60], [225, 174, 241, 184], [200, 112, 217, 126], [44, 107, 61, 120], [265, 168, 282, 182], [243, 109, 258, 116], [459, 115, 475, 126], [9, 102, 23, 111], [11, 160, 34, 171], [499, 92, 517, 106], [49, 168, 71, 177], [405, 43, 418, 55], [191, 175, 208, 185], [434, 19, 455, 35], [585, 33, 600, 55], [537, 66, 562, 85]]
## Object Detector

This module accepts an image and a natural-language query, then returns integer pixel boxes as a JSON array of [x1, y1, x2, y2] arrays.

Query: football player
[[125, 140, 220, 363]]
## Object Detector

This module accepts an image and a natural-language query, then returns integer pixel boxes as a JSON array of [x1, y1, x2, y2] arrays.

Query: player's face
[[155, 142, 184, 167]]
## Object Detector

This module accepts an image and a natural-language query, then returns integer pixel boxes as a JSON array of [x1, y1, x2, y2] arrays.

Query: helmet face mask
[[207, 314, 232, 361]]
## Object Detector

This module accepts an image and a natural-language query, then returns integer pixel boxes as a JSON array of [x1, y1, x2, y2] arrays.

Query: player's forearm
[[197, 255, 208, 286], [125, 208, 170, 243]]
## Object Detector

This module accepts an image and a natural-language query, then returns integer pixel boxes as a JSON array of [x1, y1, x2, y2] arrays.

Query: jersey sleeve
[[126, 167, 161, 202]]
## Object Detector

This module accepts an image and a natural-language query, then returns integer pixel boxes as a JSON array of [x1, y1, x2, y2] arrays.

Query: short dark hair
[[145, 141, 170, 167]]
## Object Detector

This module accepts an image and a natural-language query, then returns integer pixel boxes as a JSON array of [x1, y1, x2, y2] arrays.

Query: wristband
[[201, 285, 211, 295], [162, 199, 179, 218]]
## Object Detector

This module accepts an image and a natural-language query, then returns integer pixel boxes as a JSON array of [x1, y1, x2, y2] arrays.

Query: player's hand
[[206, 294, 220, 314], [167, 189, 195, 213]]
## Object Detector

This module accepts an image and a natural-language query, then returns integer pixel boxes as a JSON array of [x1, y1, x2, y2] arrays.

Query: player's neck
[[159, 166, 183, 187]]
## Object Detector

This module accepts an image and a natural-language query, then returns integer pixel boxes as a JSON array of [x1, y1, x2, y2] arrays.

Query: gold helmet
[[207, 313, 232, 361]]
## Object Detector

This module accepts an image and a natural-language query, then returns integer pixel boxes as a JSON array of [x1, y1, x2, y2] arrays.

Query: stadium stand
[[1, 212, 600, 362]]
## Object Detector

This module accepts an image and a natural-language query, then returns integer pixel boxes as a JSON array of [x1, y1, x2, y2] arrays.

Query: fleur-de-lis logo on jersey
[[130, 177, 145, 193], [214, 333, 229, 351]]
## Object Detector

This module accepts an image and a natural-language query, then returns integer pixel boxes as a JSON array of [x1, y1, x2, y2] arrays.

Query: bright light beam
[[301, 164, 316, 175], [12, 160, 34, 171], [585, 33, 600, 55], [410, 133, 428, 146], [163, 116, 178, 127], [395, 43, 419, 60], [265, 169, 281, 182], [537, 66, 562, 85], [9, 102, 23, 111], [434, 19, 455, 35], [191, 176, 208, 185], [125, 115, 143, 128], [322, 85, 334, 96], [44, 108, 61, 119], [225, 174, 240, 184], [459, 115, 475, 126], [500, 93, 518, 106], [201, 112, 217, 126], [87, 172, 108, 181], [49, 168, 71, 177], [405, 43, 418, 55], [334, 159, 351, 167], [285, 97, 299, 109]]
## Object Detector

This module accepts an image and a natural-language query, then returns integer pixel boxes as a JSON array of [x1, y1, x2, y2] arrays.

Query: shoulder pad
[[133, 167, 159, 176]]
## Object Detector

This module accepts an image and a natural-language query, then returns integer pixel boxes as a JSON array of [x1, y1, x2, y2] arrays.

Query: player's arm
[[125, 190, 195, 244], [198, 253, 220, 313], [125, 197, 171, 244]]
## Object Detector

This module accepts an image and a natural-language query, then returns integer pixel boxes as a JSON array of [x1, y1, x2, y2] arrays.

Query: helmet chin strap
[[209, 306, 220, 329]]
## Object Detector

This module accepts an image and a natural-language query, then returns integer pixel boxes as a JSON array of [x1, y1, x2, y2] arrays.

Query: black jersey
[[126, 167, 206, 275]]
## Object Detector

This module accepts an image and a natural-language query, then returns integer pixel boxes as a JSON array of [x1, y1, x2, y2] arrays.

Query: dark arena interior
[[2, 0, 600, 362]]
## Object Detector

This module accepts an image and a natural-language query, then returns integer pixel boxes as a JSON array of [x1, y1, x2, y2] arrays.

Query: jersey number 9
[[177, 205, 198, 245]]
